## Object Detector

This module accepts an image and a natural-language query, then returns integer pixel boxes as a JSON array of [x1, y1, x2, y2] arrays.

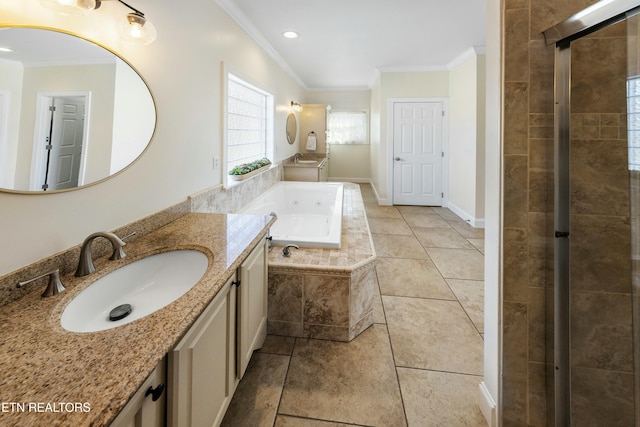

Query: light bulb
[[119, 13, 157, 45]]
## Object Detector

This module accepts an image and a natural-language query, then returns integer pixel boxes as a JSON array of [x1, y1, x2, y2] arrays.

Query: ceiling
[[217, 0, 487, 90], [0, 28, 115, 67]]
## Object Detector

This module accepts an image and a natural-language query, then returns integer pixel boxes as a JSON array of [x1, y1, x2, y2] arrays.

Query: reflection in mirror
[[286, 113, 297, 145], [0, 27, 156, 193]]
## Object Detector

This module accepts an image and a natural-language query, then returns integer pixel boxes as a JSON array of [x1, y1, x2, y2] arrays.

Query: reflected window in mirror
[[0, 27, 156, 193]]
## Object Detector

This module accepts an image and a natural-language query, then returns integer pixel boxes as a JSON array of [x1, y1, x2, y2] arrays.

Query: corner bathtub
[[239, 181, 344, 248]]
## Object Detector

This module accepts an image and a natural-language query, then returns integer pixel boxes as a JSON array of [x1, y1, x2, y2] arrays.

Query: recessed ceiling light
[[282, 31, 299, 39], [0, 47, 14, 53]]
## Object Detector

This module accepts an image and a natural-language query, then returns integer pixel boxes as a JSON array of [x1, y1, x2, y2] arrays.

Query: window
[[226, 74, 274, 176], [628, 76, 640, 170], [326, 110, 368, 144]]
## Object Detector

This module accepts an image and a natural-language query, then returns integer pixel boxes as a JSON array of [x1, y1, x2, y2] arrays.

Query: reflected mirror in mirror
[[0, 27, 156, 193], [286, 113, 297, 145]]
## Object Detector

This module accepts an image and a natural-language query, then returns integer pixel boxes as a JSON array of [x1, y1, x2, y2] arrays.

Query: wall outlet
[[213, 156, 220, 169]]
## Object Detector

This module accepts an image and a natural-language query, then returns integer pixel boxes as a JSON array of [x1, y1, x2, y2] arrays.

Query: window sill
[[224, 164, 276, 190]]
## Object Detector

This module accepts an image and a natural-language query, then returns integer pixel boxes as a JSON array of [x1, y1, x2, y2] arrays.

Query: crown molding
[[215, 0, 308, 90]]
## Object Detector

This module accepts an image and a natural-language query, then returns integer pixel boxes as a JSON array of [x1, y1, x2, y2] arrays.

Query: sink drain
[[109, 303, 132, 321]]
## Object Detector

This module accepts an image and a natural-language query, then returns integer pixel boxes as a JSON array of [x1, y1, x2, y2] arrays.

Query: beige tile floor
[[221, 184, 486, 427]]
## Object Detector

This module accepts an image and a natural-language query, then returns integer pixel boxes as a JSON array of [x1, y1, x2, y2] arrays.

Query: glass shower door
[[549, 7, 637, 425]]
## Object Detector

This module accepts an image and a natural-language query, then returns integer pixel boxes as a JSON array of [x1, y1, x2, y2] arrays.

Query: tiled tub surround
[[0, 213, 274, 426], [190, 176, 378, 342], [266, 183, 377, 341], [190, 163, 282, 214]]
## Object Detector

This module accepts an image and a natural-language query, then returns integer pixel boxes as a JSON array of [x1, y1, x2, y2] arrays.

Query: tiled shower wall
[[501, 0, 634, 425], [568, 21, 634, 425]]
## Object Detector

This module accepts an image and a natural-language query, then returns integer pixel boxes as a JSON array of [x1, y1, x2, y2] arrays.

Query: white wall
[[111, 59, 155, 174], [374, 71, 449, 204], [0, 0, 305, 276], [448, 50, 486, 226], [481, 0, 502, 424], [305, 90, 371, 181], [476, 54, 487, 225], [370, 76, 382, 199], [0, 59, 23, 188]]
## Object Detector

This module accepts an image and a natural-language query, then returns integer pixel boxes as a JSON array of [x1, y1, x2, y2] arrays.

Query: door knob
[[395, 157, 401, 161]]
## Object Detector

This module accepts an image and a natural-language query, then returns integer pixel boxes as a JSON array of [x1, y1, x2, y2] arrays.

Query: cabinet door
[[168, 275, 237, 427], [237, 240, 268, 379], [111, 357, 166, 427], [283, 166, 319, 181]]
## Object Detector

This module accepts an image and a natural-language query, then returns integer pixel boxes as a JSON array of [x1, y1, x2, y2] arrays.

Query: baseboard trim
[[368, 180, 390, 205], [478, 382, 497, 427], [446, 200, 485, 228]]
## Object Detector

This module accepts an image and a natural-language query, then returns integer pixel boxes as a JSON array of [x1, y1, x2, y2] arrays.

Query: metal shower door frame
[[543, 0, 640, 424]]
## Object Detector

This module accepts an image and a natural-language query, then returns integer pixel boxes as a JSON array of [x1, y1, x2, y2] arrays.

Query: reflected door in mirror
[[0, 27, 156, 193]]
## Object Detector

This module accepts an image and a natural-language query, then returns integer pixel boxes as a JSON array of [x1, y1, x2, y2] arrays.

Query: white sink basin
[[296, 160, 318, 164], [61, 250, 209, 333]]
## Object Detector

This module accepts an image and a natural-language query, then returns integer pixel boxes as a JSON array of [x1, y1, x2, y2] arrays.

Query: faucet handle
[[17, 269, 65, 297], [110, 231, 135, 260], [109, 235, 127, 260]]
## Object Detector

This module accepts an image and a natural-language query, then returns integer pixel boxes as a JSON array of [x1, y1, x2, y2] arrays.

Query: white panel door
[[392, 102, 443, 206], [48, 96, 85, 190]]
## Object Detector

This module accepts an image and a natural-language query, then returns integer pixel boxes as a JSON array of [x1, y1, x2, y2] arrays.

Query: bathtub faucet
[[282, 244, 299, 257]]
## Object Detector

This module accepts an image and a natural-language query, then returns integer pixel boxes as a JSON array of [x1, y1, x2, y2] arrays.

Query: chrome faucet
[[75, 232, 127, 277], [294, 152, 304, 163], [282, 244, 299, 257]]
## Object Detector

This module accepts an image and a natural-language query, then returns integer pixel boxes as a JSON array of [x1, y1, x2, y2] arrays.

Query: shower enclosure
[[543, 1, 640, 424]]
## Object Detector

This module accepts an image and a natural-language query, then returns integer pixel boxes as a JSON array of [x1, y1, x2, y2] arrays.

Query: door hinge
[[45, 144, 53, 150], [232, 280, 241, 287], [441, 192, 444, 198], [441, 152, 444, 157], [41, 183, 49, 190], [49, 106, 56, 112], [442, 110, 445, 117]]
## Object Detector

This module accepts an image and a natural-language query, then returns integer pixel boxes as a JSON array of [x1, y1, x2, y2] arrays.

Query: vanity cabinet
[[237, 239, 268, 378], [168, 273, 237, 427], [319, 159, 329, 182], [283, 158, 329, 182], [166, 238, 268, 427], [111, 357, 166, 427]]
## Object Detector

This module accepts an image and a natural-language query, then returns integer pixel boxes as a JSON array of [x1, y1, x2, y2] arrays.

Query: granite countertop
[[0, 212, 274, 427]]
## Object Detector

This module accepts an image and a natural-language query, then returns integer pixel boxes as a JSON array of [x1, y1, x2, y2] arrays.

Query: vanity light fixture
[[40, 0, 157, 45], [282, 31, 300, 39], [290, 101, 303, 112], [39, 0, 97, 16]]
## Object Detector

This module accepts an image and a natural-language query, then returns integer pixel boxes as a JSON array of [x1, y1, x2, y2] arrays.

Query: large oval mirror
[[286, 113, 297, 145], [0, 27, 156, 193]]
